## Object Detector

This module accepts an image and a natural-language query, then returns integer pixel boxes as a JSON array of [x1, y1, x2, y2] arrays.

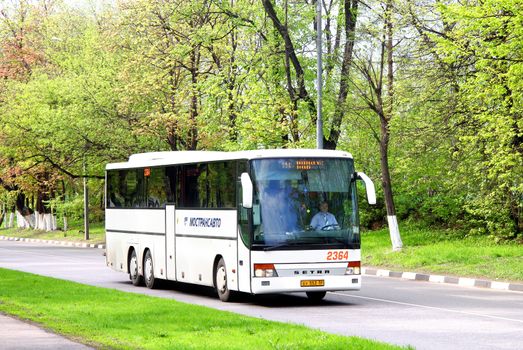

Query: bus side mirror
[[240, 172, 253, 209], [356, 172, 376, 205]]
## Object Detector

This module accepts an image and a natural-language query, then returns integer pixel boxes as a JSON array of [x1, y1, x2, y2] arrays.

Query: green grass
[[0, 268, 406, 350], [0, 222, 105, 245], [362, 223, 523, 282]]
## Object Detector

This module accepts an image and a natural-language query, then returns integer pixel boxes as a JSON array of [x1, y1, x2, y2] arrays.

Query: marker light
[[345, 261, 361, 275], [254, 264, 278, 277]]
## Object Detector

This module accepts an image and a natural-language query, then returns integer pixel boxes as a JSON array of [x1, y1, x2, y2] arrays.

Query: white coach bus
[[105, 149, 376, 302]]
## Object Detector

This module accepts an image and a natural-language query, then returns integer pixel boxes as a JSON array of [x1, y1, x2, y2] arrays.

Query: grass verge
[[362, 223, 523, 282], [0, 222, 105, 245], [0, 268, 407, 350]]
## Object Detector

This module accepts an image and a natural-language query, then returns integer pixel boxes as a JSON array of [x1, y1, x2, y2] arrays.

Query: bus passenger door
[[166, 204, 176, 280], [237, 206, 252, 293]]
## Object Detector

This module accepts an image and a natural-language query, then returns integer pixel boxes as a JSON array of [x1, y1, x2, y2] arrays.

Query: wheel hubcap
[[145, 257, 153, 283], [217, 266, 227, 292], [130, 256, 138, 279]]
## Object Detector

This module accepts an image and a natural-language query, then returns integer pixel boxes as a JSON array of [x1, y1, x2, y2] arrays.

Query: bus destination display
[[281, 159, 325, 171]]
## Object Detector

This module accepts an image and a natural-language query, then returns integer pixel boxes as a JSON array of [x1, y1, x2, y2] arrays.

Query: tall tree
[[324, 0, 359, 150], [116, 0, 238, 150], [348, 0, 404, 249], [261, 0, 317, 144]]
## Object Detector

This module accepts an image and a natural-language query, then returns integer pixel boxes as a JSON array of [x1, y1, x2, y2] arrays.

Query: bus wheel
[[144, 250, 158, 289], [216, 258, 232, 302], [306, 291, 326, 302], [129, 249, 143, 286]]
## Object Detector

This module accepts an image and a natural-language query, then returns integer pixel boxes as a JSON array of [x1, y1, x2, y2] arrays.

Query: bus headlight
[[254, 264, 278, 277], [345, 261, 361, 275]]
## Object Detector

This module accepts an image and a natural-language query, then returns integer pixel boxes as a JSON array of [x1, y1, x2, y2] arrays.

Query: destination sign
[[281, 159, 325, 171]]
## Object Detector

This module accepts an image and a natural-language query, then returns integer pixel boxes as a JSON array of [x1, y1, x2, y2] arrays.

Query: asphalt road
[[0, 240, 522, 350]]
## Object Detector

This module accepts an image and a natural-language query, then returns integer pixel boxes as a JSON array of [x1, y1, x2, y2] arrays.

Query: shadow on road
[[115, 279, 352, 307]]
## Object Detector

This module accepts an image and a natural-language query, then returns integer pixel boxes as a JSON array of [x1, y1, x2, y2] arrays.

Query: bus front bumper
[[251, 275, 361, 294]]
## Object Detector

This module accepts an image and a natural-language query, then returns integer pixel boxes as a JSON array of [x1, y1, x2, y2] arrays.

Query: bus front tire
[[216, 258, 232, 302], [144, 250, 158, 289], [129, 249, 143, 286], [306, 291, 326, 302]]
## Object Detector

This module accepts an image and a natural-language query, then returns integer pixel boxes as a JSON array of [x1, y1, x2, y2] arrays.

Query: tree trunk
[[262, 0, 319, 141], [0, 202, 5, 227], [227, 28, 239, 142], [62, 180, 68, 231], [15, 192, 34, 229], [382, 0, 402, 250], [189, 46, 199, 151], [8, 212, 14, 228], [379, 118, 402, 249], [325, 0, 359, 150]]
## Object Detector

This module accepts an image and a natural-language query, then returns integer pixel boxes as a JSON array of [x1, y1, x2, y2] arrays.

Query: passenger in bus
[[259, 180, 300, 241], [310, 201, 338, 230]]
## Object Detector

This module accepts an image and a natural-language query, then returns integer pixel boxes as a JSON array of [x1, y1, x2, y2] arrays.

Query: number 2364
[[326, 251, 348, 261]]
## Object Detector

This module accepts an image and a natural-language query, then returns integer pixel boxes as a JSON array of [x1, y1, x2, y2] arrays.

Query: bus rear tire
[[215, 258, 233, 302], [306, 291, 326, 302], [129, 249, 143, 286], [144, 250, 158, 289]]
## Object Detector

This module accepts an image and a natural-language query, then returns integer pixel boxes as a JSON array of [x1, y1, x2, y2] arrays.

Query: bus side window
[[120, 170, 130, 207], [183, 164, 205, 208], [133, 169, 146, 207], [208, 161, 236, 208], [107, 171, 123, 208], [165, 166, 177, 205], [147, 167, 167, 208]]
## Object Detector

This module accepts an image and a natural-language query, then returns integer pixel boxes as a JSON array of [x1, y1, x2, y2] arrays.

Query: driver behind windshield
[[310, 201, 338, 230]]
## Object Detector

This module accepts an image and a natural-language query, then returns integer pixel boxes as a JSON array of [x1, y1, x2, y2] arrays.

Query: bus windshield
[[250, 158, 359, 250]]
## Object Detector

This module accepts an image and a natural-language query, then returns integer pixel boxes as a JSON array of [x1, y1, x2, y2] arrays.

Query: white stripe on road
[[330, 292, 523, 324]]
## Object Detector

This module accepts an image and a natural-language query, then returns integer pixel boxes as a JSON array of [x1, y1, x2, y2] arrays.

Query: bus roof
[[106, 149, 353, 170]]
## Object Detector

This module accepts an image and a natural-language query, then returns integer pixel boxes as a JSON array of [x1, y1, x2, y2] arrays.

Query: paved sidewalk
[[0, 314, 93, 350]]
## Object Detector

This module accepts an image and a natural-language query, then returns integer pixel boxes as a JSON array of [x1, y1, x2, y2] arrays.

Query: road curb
[[0, 235, 105, 250], [363, 267, 523, 293]]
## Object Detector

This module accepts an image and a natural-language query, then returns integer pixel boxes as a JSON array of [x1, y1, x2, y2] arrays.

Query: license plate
[[300, 279, 325, 287]]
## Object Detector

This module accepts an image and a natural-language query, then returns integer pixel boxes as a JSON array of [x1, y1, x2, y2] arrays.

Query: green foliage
[[0, 0, 522, 241], [432, 0, 523, 238]]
